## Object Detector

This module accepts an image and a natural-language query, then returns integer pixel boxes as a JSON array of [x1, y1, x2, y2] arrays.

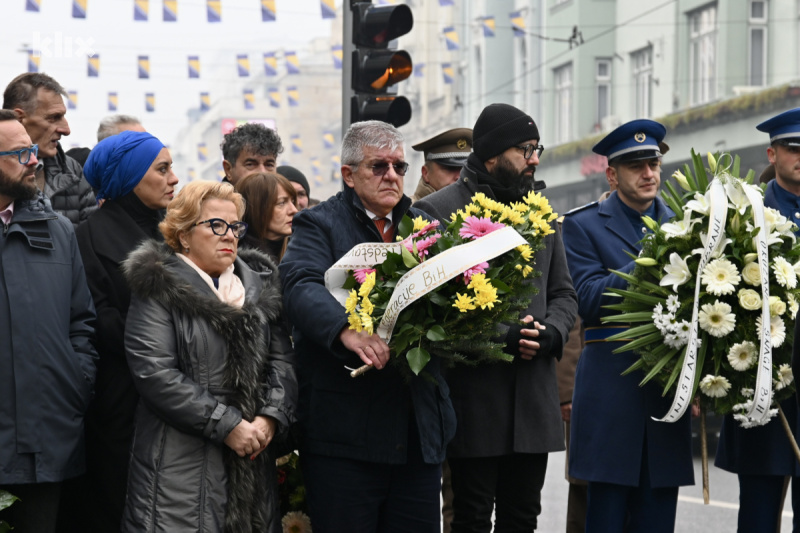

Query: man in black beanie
[[277, 165, 311, 210], [415, 103, 578, 532]]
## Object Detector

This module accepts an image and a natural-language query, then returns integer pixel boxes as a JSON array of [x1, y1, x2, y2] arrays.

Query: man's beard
[[491, 154, 536, 194], [0, 168, 38, 202]]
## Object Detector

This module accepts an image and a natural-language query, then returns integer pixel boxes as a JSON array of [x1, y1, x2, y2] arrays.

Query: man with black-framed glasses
[[415, 103, 577, 532], [280, 120, 456, 532], [0, 109, 97, 533]]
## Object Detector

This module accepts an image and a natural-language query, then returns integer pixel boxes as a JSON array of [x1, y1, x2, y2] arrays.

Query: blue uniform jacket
[[715, 179, 800, 477], [562, 191, 695, 488]]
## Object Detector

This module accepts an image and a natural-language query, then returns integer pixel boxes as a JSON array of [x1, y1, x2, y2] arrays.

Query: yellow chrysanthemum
[[473, 285, 500, 310], [516, 244, 533, 262], [359, 312, 374, 335], [358, 272, 376, 297], [522, 265, 534, 278], [361, 296, 374, 316], [464, 203, 481, 216], [348, 313, 363, 332], [412, 216, 428, 231], [345, 289, 359, 313], [467, 273, 490, 292], [453, 292, 477, 312], [511, 201, 528, 213], [472, 192, 487, 204]]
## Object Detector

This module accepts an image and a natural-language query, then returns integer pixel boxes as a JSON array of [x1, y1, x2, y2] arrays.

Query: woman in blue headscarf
[[58, 131, 178, 532]]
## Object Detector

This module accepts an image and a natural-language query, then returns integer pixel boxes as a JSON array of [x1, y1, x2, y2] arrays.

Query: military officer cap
[[756, 107, 800, 146], [592, 119, 667, 163], [412, 128, 473, 167]]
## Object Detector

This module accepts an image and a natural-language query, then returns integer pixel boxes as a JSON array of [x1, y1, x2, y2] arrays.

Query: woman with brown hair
[[235, 172, 298, 263]]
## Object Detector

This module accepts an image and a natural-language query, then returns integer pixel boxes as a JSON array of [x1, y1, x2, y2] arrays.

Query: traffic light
[[350, 2, 413, 128]]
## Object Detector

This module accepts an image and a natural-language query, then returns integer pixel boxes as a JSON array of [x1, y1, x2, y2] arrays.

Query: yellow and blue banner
[[331, 155, 341, 180], [439, 0, 453, 4], [510, 10, 525, 37], [287, 86, 299, 107], [482, 16, 495, 37], [243, 89, 255, 109], [88, 56, 100, 77], [207, 0, 221, 22], [443, 26, 459, 51], [377, 0, 396, 4], [198, 143, 207, 162], [237, 54, 250, 77], [108, 92, 118, 111], [188, 56, 200, 78], [188, 167, 196, 181], [263, 52, 277, 76], [134, 0, 148, 21], [332, 45, 343, 69], [73, 0, 87, 18], [200, 92, 210, 111], [285, 51, 300, 74], [145, 93, 155, 112], [261, 0, 275, 21], [442, 62, 454, 84], [27, 51, 40, 73], [138, 55, 150, 79], [320, 0, 335, 19], [26, 0, 41, 12], [291, 134, 302, 154], [414, 62, 425, 78], [163, 0, 177, 21], [268, 87, 280, 108], [67, 91, 78, 110], [323, 131, 335, 149]]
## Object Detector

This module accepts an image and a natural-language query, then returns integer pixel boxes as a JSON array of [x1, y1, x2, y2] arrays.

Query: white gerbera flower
[[756, 314, 786, 348], [772, 257, 797, 289], [660, 253, 692, 292], [701, 258, 741, 295], [727, 341, 757, 371], [666, 294, 680, 314], [698, 300, 736, 337], [740, 387, 754, 398], [699, 374, 732, 398], [282, 511, 312, 533], [775, 364, 794, 391]]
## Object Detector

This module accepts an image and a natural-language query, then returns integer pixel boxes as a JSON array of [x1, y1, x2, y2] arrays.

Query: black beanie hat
[[472, 103, 540, 161], [277, 165, 310, 196]]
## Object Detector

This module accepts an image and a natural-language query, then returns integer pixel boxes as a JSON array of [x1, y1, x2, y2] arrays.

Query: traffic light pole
[[341, 0, 358, 138]]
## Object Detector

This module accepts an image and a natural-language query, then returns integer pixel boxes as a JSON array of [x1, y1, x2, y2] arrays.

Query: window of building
[[688, 3, 717, 105], [632, 47, 653, 118], [596, 59, 611, 126], [749, 0, 767, 86], [554, 63, 572, 144]]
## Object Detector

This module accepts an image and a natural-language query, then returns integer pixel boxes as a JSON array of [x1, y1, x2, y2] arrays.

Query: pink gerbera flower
[[353, 268, 376, 284], [415, 234, 441, 257], [463, 262, 489, 284], [459, 216, 506, 240], [411, 220, 440, 239]]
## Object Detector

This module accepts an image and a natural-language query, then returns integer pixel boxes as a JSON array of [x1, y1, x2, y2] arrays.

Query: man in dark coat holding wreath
[[415, 103, 578, 532]]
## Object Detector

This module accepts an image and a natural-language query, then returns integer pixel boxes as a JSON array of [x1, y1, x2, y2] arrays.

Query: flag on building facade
[[138, 55, 150, 79], [198, 143, 207, 162], [443, 26, 459, 51], [291, 134, 302, 154], [134, 0, 148, 21], [261, 0, 275, 21], [237, 54, 250, 77], [482, 16, 495, 37], [188, 56, 200, 78], [88, 56, 100, 77], [320, 0, 335, 19], [108, 92, 118, 111], [439, 0, 453, 5], [188, 167, 196, 180], [331, 45, 343, 69], [207, 0, 221, 22], [200, 92, 210, 111], [27, 51, 39, 73], [268, 87, 280, 108], [510, 10, 525, 37], [263, 52, 277, 76], [287, 86, 299, 107], [145, 93, 155, 112], [442, 62, 454, 84], [26, 0, 41, 12], [285, 51, 300, 74], [414, 62, 425, 78], [72, 0, 87, 18], [323, 131, 335, 149], [243, 89, 255, 109], [67, 91, 78, 110], [163, 0, 177, 21]]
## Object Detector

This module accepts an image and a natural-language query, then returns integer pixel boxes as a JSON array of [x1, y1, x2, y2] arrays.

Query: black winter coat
[[121, 241, 297, 533], [280, 187, 457, 465], [42, 143, 96, 226]]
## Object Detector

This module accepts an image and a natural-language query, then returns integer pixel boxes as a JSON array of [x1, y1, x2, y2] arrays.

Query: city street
[[537, 451, 794, 532]]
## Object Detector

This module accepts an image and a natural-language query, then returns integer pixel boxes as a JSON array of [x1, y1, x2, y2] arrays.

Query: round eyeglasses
[[0, 144, 38, 165], [514, 144, 544, 159], [194, 218, 248, 238]]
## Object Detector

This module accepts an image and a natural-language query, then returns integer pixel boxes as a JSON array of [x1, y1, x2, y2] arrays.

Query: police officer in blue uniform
[[562, 119, 694, 532], [715, 107, 800, 533]]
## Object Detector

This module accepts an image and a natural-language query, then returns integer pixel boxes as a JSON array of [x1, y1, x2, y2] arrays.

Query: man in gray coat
[[0, 110, 97, 532], [415, 103, 578, 532]]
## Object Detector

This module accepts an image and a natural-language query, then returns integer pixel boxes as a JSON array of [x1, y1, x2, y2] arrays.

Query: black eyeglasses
[[514, 144, 544, 159], [0, 144, 38, 165], [359, 161, 409, 177], [194, 218, 248, 238]]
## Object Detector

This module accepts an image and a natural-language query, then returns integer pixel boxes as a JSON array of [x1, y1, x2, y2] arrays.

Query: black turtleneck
[[240, 232, 284, 264], [114, 191, 165, 241]]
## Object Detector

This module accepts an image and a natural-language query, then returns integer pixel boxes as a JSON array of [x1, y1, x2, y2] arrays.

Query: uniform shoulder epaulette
[[563, 201, 598, 217]]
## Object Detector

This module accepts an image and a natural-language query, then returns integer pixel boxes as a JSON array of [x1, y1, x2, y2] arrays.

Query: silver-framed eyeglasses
[[194, 218, 248, 238], [359, 161, 410, 177], [514, 144, 544, 159], [0, 144, 38, 165]]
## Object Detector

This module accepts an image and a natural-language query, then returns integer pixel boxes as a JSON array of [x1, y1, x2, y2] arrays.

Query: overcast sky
[[0, 0, 336, 148]]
